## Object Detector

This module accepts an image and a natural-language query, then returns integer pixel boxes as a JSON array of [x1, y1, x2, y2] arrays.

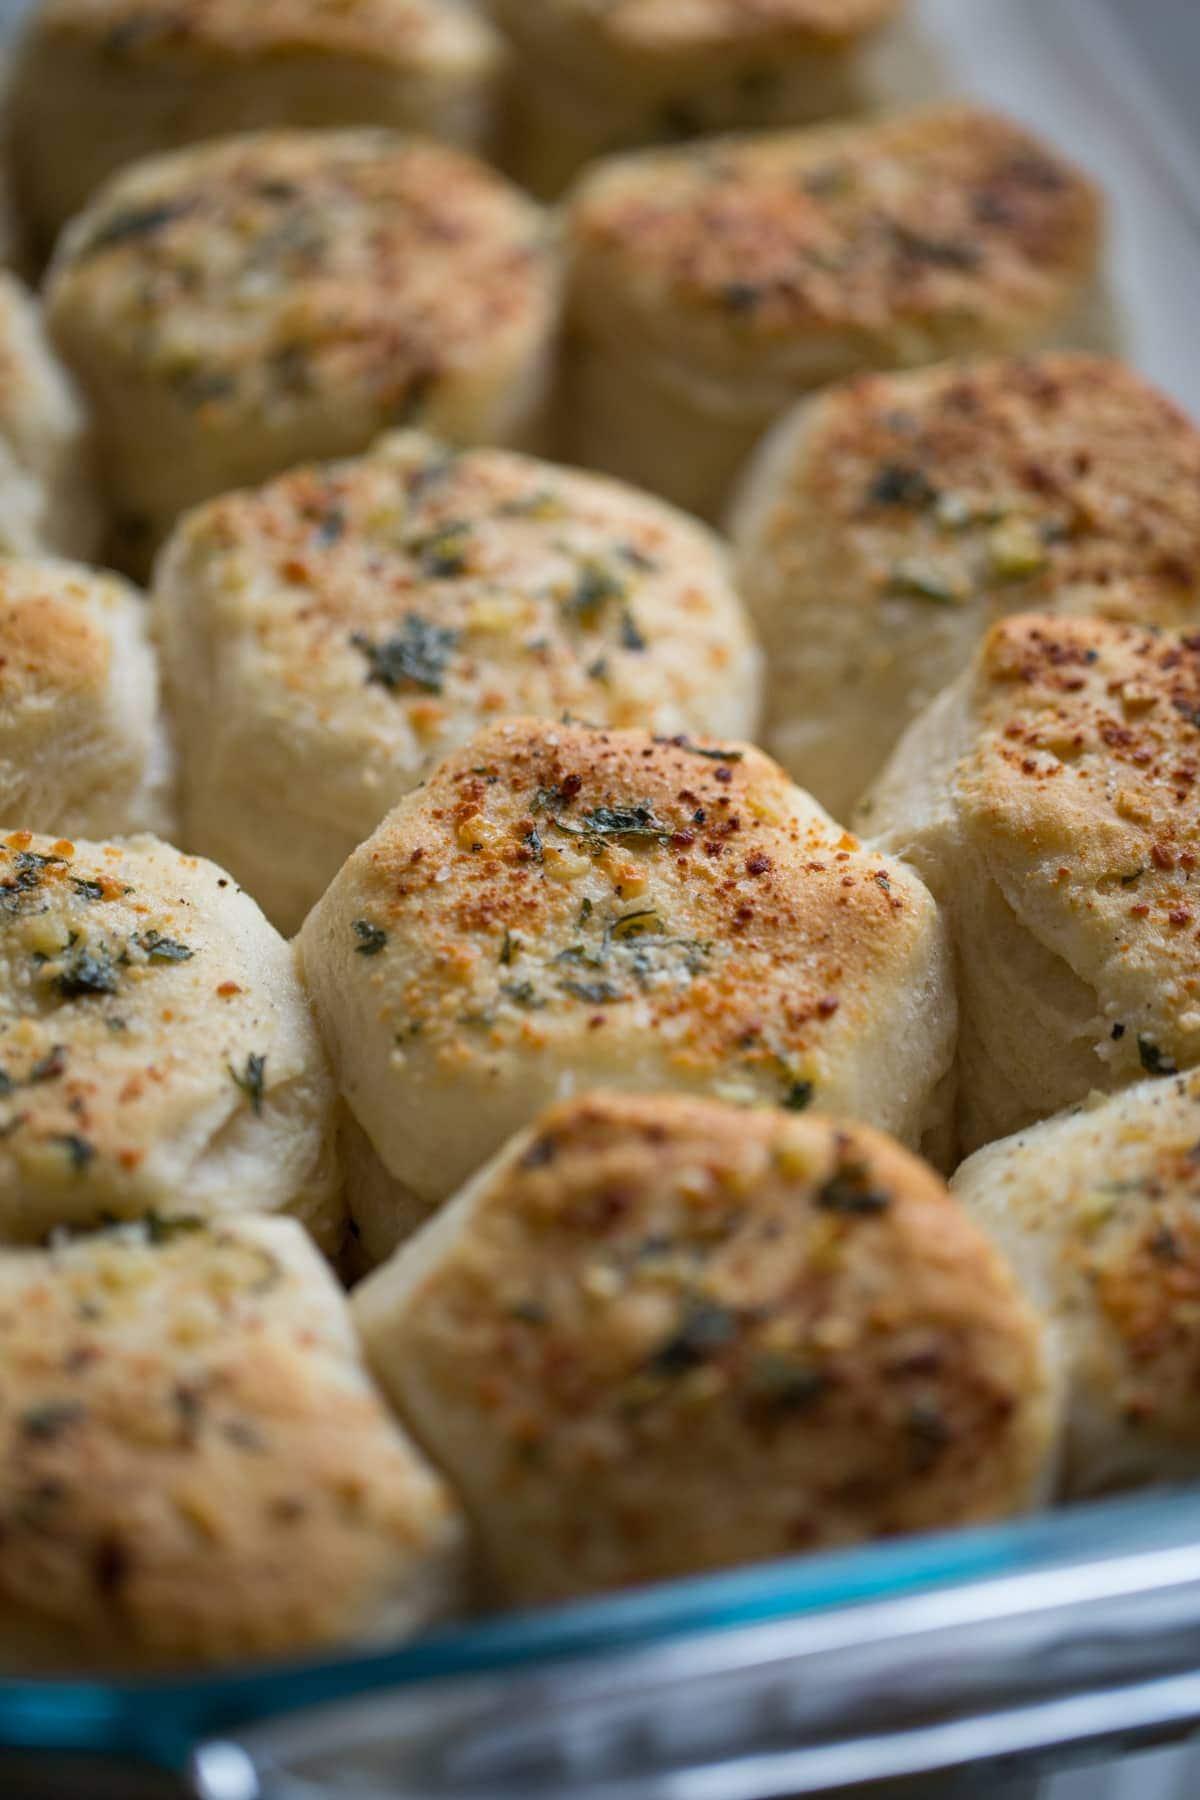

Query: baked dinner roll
[[0, 1214, 464, 1670], [490, 0, 902, 200], [863, 613, 1200, 1156], [155, 430, 763, 934], [0, 829, 341, 1248], [0, 558, 172, 842], [733, 354, 1200, 821], [0, 273, 98, 561], [297, 719, 955, 1264], [8, 0, 502, 258], [954, 1074, 1200, 1499], [564, 105, 1104, 522], [45, 129, 559, 575], [354, 1092, 1053, 1603]]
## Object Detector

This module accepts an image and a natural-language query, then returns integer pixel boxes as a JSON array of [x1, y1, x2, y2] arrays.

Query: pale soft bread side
[[298, 718, 955, 1262], [8, 0, 503, 256], [491, 0, 902, 197], [863, 613, 1200, 1154], [732, 355, 1200, 821], [0, 829, 341, 1249], [0, 1214, 464, 1670], [953, 1073, 1200, 1497], [154, 430, 762, 934], [0, 273, 99, 560], [45, 129, 559, 574], [0, 558, 172, 842], [354, 1092, 1055, 1604], [564, 105, 1104, 520]]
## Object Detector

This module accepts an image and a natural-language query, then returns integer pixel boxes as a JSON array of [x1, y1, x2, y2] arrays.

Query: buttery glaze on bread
[[0, 830, 341, 1248], [564, 105, 1103, 520], [9, 0, 503, 254], [297, 719, 955, 1263], [154, 430, 762, 934], [45, 128, 560, 573], [863, 613, 1200, 1153], [0, 273, 98, 562], [954, 1073, 1200, 1499], [355, 1092, 1055, 1603], [0, 558, 171, 842], [491, 0, 903, 197], [0, 1215, 464, 1669], [733, 354, 1200, 819]]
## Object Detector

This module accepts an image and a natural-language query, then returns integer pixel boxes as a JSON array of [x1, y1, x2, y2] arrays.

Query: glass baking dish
[[4, 0, 1200, 1792]]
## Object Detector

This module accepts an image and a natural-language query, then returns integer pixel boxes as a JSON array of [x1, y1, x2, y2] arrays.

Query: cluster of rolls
[[0, 0, 1198, 1676]]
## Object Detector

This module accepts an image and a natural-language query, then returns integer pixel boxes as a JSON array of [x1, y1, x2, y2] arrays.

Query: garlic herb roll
[[954, 1075, 1200, 1500], [0, 831, 341, 1249], [0, 273, 99, 562], [155, 432, 761, 933], [355, 1093, 1054, 1604], [864, 614, 1200, 1155], [733, 354, 1200, 820], [565, 105, 1103, 521], [490, 0, 902, 198], [46, 129, 560, 573], [9, 0, 502, 257], [297, 720, 955, 1263], [0, 1215, 464, 1669], [0, 559, 172, 842]]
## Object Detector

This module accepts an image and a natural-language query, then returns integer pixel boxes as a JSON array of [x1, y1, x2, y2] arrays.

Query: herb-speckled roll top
[[864, 613, 1200, 1154], [0, 829, 341, 1248], [296, 717, 955, 1264], [0, 1214, 464, 1668], [563, 104, 1104, 521], [9, 0, 503, 256], [45, 128, 561, 574], [354, 1092, 1055, 1603], [154, 430, 762, 934], [733, 353, 1200, 821]]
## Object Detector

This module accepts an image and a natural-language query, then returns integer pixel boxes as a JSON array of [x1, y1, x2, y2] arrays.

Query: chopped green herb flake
[[409, 520, 471, 578], [352, 920, 388, 957], [646, 1299, 737, 1377], [620, 608, 647, 652], [142, 1212, 206, 1245], [748, 1356, 829, 1414], [559, 976, 628, 1005], [653, 734, 744, 764], [351, 615, 459, 695], [21, 1401, 84, 1442], [816, 1160, 890, 1216], [53, 1135, 95, 1173], [1138, 1036, 1178, 1077], [552, 802, 672, 846], [57, 948, 119, 999], [229, 1053, 267, 1115], [867, 463, 937, 509], [783, 1080, 815, 1112], [71, 880, 105, 903], [138, 930, 194, 964], [564, 560, 627, 624], [81, 200, 192, 256]]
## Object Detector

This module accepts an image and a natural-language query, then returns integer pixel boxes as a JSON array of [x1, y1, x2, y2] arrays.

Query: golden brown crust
[[0, 1216, 463, 1668], [156, 431, 760, 929], [748, 355, 1200, 626], [29, 0, 489, 68], [162, 430, 757, 743], [956, 614, 1200, 1082], [49, 129, 552, 428], [356, 1093, 1052, 1601], [0, 828, 341, 1248], [568, 106, 1101, 366], [332, 720, 936, 1100]]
